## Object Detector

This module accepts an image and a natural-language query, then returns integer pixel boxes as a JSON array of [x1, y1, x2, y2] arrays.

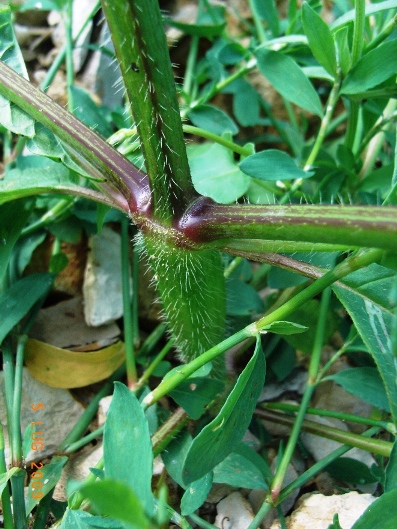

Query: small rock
[[215, 491, 255, 529], [269, 491, 375, 529]]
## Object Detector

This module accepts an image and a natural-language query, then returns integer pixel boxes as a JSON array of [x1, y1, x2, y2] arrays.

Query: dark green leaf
[[326, 457, 377, 485], [0, 273, 53, 344], [104, 383, 154, 516], [70, 86, 113, 138], [240, 150, 313, 181], [182, 336, 266, 484], [188, 105, 238, 136], [188, 142, 250, 203], [333, 264, 397, 421], [385, 440, 397, 492], [162, 431, 192, 488], [26, 456, 68, 514], [80, 480, 150, 529], [341, 40, 397, 95], [326, 367, 389, 412], [302, 3, 337, 77], [170, 377, 224, 420], [0, 200, 31, 283], [181, 472, 213, 516], [213, 444, 269, 489], [255, 48, 323, 117], [351, 489, 397, 529], [251, 0, 279, 36], [226, 278, 264, 316]]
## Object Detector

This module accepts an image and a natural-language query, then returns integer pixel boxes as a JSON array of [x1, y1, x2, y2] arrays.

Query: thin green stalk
[[63, 426, 104, 455], [303, 76, 342, 171], [137, 339, 174, 389], [262, 402, 396, 434], [224, 256, 244, 278], [345, 0, 366, 151], [131, 243, 140, 350], [269, 285, 332, 502], [2, 340, 15, 446], [0, 423, 14, 529], [121, 218, 137, 387], [182, 125, 251, 156], [22, 198, 75, 237], [143, 249, 383, 407], [248, 0, 267, 43], [365, 13, 397, 53], [135, 323, 167, 358], [152, 407, 188, 457], [11, 335, 27, 466], [64, 0, 75, 113], [188, 514, 219, 529]]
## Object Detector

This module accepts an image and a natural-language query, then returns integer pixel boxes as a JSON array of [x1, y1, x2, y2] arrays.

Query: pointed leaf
[[188, 104, 238, 136], [341, 40, 397, 95], [263, 321, 308, 335], [240, 150, 313, 181], [181, 472, 213, 516], [169, 377, 224, 420], [182, 336, 266, 484], [0, 467, 21, 495], [385, 440, 397, 492], [0, 6, 35, 136], [60, 510, 124, 529], [256, 48, 323, 117], [302, 3, 337, 77], [333, 264, 397, 422], [26, 456, 68, 514], [0, 273, 53, 344], [104, 383, 154, 516]]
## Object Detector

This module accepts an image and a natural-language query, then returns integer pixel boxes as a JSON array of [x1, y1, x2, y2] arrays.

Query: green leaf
[[80, 480, 150, 529], [169, 377, 224, 420], [325, 457, 377, 485], [164, 7, 225, 38], [341, 40, 397, 95], [351, 489, 397, 529], [70, 86, 113, 138], [188, 142, 250, 203], [263, 321, 308, 335], [302, 3, 337, 77], [0, 273, 53, 344], [0, 6, 35, 136], [251, 0, 279, 37], [161, 431, 192, 488], [60, 510, 124, 529], [333, 264, 397, 422], [26, 456, 68, 514], [232, 81, 260, 127], [213, 443, 270, 489], [240, 150, 313, 181], [334, 26, 351, 76], [0, 199, 31, 283], [255, 48, 323, 117], [0, 467, 21, 495], [182, 336, 266, 484], [385, 440, 397, 492], [188, 105, 238, 136], [104, 383, 154, 517], [226, 278, 264, 317], [326, 367, 390, 412], [181, 472, 213, 516]]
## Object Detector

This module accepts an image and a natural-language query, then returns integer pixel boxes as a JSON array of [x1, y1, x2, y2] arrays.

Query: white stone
[[83, 227, 130, 326], [269, 491, 375, 529], [215, 492, 255, 529]]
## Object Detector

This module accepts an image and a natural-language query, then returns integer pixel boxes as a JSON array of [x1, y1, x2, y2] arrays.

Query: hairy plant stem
[[143, 248, 383, 407]]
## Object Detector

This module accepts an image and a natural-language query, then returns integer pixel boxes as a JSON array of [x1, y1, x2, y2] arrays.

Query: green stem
[[365, 13, 397, 53], [262, 402, 396, 434], [2, 340, 15, 448], [183, 125, 251, 156], [269, 284, 332, 502], [248, 0, 267, 43], [63, 426, 104, 455], [143, 249, 383, 407], [11, 335, 27, 466], [22, 198, 75, 237], [121, 218, 137, 387], [188, 514, 218, 529], [0, 423, 14, 529], [137, 339, 174, 389], [10, 469, 27, 529], [152, 407, 188, 457], [64, 0, 75, 113]]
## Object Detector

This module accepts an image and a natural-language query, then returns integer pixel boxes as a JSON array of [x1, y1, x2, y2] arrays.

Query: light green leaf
[[80, 480, 150, 529], [263, 321, 308, 335], [169, 378, 224, 420], [181, 472, 213, 516], [182, 336, 266, 484], [104, 383, 154, 517], [26, 456, 68, 514], [334, 26, 351, 75], [0, 273, 53, 344], [341, 40, 397, 95], [251, 0, 279, 36], [240, 150, 313, 181], [188, 104, 238, 136], [188, 142, 250, 203], [333, 264, 397, 422], [0, 467, 21, 495], [326, 367, 389, 412], [302, 3, 337, 77], [351, 489, 397, 529], [60, 510, 124, 529], [256, 48, 323, 117], [0, 6, 35, 136]]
